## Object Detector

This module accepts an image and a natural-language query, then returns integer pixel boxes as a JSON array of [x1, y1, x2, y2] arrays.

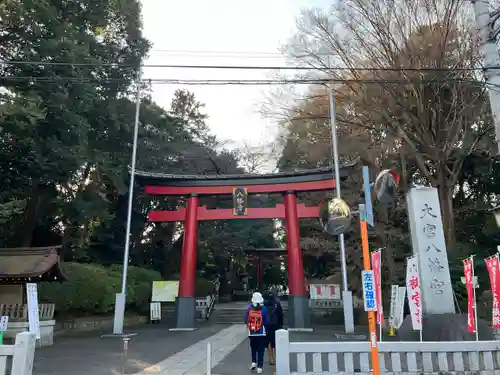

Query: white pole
[[206, 342, 212, 375], [472, 0, 500, 153], [471, 255, 479, 341], [113, 79, 142, 335], [328, 86, 354, 333], [328, 86, 347, 291]]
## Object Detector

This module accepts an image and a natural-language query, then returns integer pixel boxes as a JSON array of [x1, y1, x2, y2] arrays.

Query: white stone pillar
[[406, 187, 455, 314]]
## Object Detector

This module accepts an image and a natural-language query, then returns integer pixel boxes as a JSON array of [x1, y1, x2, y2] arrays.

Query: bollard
[[388, 326, 396, 337], [122, 337, 130, 375], [206, 342, 212, 375]]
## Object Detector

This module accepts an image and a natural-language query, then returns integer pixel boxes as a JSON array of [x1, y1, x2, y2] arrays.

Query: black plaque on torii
[[232, 187, 248, 216]]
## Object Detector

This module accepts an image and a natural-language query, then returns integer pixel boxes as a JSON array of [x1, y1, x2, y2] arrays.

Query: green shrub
[[38, 263, 162, 316], [38, 263, 121, 315], [110, 265, 161, 313], [109, 265, 161, 285], [195, 278, 215, 297], [38, 262, 214, 316]]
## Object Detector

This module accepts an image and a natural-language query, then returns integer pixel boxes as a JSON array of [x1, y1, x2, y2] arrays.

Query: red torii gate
[[244, 248, 288, 291], [135, 166, 351, 330]]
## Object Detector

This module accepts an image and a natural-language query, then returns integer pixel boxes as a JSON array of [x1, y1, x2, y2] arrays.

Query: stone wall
[[54, 314, 148, 335]]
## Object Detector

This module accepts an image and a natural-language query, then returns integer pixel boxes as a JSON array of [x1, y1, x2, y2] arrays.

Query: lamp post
[[112, 79, 142, 335], [328, 86, 355, 333]]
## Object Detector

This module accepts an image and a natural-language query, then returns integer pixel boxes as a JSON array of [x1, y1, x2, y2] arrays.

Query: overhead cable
[[0, 76, 489, 86], [0, 60, 494, 72]]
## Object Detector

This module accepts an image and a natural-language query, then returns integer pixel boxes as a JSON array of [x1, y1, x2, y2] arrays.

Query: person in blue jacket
[[244, 292, 268, 373]]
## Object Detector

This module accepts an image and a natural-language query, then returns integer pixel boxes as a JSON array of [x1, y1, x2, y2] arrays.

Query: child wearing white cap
[[244, 292, 269, 373]]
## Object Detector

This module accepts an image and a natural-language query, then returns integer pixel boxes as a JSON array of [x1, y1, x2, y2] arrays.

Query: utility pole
[[329, 86, 355, 333], [472, 0, 500, 153]]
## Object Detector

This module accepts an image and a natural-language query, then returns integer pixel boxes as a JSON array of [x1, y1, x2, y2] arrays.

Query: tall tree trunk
[[60, 165, 93, 259], [18, 180, 43, 246], [437, 181, 455, 249], [384, 236, 397, 284], [377, 206, 396, 300]]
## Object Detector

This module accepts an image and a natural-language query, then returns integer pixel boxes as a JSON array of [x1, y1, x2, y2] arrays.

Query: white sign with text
[[26, 283, 41, 339], [361, 270, 377, 312]]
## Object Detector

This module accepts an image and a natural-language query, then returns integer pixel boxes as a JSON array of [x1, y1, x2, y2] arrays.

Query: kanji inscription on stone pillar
[[406, 187, 455, 314]]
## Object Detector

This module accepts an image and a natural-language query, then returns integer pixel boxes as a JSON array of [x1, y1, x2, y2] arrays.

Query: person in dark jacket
[[263, 291, 284, 365]]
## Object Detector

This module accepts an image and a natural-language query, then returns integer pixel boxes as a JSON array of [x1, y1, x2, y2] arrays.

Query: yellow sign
[[152, 281, 179, 302]]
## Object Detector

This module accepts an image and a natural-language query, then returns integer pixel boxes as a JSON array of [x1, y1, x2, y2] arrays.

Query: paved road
[[212, 328, 365, 375], [33, 323, 230, 375], [33, 319, 369, 375]]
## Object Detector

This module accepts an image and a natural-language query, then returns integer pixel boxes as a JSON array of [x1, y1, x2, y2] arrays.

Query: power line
[[149, 49, 287, 55], [149, 49, 288, 56], [0, 76, 491, 86], [0, 60, 494, 72], [147, 49, 319, 59]]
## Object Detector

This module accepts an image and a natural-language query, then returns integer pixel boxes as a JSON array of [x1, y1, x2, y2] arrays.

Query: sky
[[140, 0, 327, 149]]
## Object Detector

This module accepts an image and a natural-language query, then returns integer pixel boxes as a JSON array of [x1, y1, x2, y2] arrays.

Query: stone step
[[159, 305, 290, 324], [209, 308, 289, 324]]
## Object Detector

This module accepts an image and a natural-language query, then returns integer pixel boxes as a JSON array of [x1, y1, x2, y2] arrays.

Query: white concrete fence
[[275, 329, 500, 375], [196, 295, 215, 320], [0, 332, 36, 375], [1, 304, 56, 347], [150, 295, 216, 322]]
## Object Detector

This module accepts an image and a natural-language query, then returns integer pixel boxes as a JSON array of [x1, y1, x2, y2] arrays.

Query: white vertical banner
[[26, 283, 40, 339], [389, 285, 398, 328], [394, 286, 406, 329], [406, 256, 423, 331]]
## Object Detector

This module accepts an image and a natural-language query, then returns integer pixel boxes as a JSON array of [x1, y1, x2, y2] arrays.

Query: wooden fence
[[276, 329, 500, 375], [0, 332, 36, 375]]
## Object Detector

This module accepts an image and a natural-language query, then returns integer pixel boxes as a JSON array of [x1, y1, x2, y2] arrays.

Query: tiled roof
[[0, 246, 65, 281]]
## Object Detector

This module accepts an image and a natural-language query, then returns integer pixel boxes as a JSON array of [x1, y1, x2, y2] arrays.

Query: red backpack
[[247, 307, 263, 333]]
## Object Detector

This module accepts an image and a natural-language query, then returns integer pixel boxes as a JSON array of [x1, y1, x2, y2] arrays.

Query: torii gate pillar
[[284, 192, 310, 330], [173, 194, 198, 330]]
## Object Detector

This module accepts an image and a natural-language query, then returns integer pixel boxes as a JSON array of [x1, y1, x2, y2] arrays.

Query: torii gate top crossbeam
[[134, 163, 354, 196]]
